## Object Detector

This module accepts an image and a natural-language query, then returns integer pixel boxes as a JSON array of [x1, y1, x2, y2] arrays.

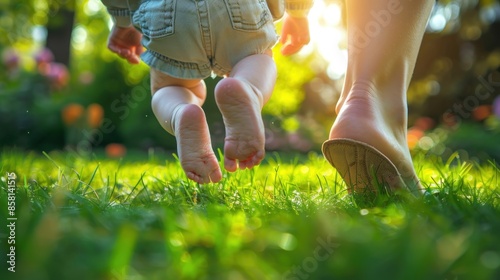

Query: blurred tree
[[45, 1, 75, 66]]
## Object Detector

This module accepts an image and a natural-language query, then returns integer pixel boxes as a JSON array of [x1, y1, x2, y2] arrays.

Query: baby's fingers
[[108, 44, 128, 56], [126, 49, 141, 64], [280, 42, 304, 56], [108, 45, 140, 64]]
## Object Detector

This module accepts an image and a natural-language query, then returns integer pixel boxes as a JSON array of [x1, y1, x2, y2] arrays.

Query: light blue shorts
[[131, 0, 279, 79]]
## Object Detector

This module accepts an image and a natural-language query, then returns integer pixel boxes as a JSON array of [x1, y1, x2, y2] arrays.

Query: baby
[[101, 0, 312, 183]]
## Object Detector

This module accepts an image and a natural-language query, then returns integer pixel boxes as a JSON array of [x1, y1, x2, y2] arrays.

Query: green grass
[[0, 148, 499, 280]]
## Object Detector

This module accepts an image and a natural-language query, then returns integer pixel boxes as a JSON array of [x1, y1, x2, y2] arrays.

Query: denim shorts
[[131, 0, 279, 79]]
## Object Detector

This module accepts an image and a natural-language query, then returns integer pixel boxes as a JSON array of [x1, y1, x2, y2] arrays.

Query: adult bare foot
[[322, 0, 433, 196], [215, 77, 266, 172], [173, 104, 222, 183], [326, 83, 421, 194]]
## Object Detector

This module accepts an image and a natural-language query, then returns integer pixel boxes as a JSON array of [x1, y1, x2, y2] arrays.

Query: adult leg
[[151, 68, 222, 183], [324, 0, 434, 193], [215, 50, 277, 172]]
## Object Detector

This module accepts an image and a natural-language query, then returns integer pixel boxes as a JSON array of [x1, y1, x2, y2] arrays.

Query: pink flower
[[78, 71, 94, 85], [287, 132, 313, 152], [45, 63, 69, 90], [2, 49, 20, 71], [34, 48, 54, 66], [50, 63, 69, 89], [493, 96, 500, 119], [2, 49, 21, 79]]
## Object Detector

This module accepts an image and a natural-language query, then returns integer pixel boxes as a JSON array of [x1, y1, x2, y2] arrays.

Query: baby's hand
[[107, 25, 143, 64], [280, 13, 310, 56]]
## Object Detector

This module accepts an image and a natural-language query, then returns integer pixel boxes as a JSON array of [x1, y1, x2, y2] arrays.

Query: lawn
[[0, 148, 499, 280]]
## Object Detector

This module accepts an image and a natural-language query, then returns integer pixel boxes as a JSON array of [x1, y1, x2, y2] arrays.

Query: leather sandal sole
[[322, 138, 407, 194]]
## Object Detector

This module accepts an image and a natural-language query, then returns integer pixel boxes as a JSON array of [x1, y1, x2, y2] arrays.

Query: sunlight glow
[[85, 0, 103, 16], [72, 25, 88, 51], [429, 13, 447, 32], [426, 2, 461, 33], [32, 25, 47, 44], [307, 0, 347, 79]]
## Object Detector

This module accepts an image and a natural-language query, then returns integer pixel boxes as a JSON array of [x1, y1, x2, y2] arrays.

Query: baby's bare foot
[[173, 104, 222, 183], [215, 77, 265, 172]]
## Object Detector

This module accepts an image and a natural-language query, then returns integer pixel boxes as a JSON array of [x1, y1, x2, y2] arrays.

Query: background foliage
[[1, 0, 500, 161]]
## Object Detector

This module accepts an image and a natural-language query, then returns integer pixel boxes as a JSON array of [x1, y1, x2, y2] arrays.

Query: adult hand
[[107, 25, 143, 64]]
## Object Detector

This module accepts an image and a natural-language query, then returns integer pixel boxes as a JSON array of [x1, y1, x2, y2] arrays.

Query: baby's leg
[[215, 50, 276, 172], [151, 68, 222, 183]]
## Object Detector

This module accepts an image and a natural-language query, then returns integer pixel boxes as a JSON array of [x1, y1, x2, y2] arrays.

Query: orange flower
[[472, 105, 491, 121], [105, 143, 127, 158], [414, 117, 435, 131], [62, 103, 84, 126], [407, 127, 424, 150], [87, 103, 104, 128]]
